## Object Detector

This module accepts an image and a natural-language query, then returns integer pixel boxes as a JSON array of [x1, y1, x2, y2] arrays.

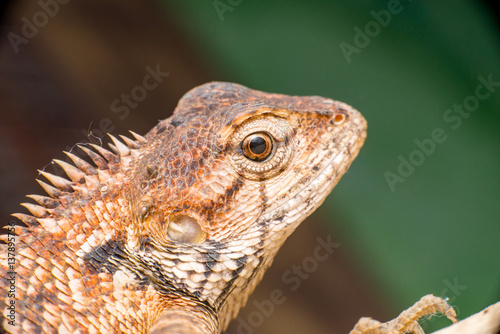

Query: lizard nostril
[[166, 214, 204, 244], [333, 112, 347, 125]]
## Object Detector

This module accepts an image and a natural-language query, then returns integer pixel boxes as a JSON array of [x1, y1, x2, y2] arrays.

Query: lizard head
[[130, 82, 366, 244], [10, 81, 366, 332], [124, 82, 366, 326]]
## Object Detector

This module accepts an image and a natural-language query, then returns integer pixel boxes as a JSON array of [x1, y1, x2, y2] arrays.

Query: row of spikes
[[11, 131, 147, 229]]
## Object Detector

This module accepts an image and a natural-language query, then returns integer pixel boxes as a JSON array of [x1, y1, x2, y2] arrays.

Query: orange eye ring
[[241, 132, 274, 162]]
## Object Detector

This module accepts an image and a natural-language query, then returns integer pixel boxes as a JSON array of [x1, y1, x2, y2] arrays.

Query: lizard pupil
[[242, 132, 273, 162], [249, 136, 267, 155]]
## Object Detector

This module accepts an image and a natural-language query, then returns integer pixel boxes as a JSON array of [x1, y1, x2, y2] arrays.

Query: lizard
[[1, 81, 368, 333], [0, 81, 455, 334]]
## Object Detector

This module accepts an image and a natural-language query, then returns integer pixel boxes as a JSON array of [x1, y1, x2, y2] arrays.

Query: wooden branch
[[350, 295, 500, 334], [432, 301, 500, 334]]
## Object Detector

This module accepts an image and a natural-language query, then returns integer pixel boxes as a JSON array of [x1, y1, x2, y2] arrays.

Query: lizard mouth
[[257, 105, 367, 232]]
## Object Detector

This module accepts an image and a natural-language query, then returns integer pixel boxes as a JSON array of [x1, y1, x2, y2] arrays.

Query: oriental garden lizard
[[1, 82, 455, 333]]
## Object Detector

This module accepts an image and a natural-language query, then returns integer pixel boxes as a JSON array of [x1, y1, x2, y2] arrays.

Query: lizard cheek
[[166, 214, 204, 244]]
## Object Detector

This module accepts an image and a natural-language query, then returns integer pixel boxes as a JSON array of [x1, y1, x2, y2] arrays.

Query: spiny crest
[[12, 131, 147, 231]]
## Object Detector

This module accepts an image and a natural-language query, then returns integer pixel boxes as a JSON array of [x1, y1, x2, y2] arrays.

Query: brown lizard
[[0, 81, 368, 333], [1, 82, 459, 334]]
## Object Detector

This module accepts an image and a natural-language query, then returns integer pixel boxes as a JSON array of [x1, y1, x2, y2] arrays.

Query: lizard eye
[[241, 132, 274, 161], [227, 113, 295, 180]]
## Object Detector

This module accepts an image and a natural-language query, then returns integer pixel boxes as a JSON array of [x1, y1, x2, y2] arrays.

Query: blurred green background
[[1, 0, 499, 333]]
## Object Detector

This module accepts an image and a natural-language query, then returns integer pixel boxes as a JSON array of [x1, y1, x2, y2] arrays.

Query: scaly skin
[[1, 82, 367, 333]]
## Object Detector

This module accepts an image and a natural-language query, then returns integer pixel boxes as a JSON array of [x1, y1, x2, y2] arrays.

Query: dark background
[[1, 1, 499, 333]]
